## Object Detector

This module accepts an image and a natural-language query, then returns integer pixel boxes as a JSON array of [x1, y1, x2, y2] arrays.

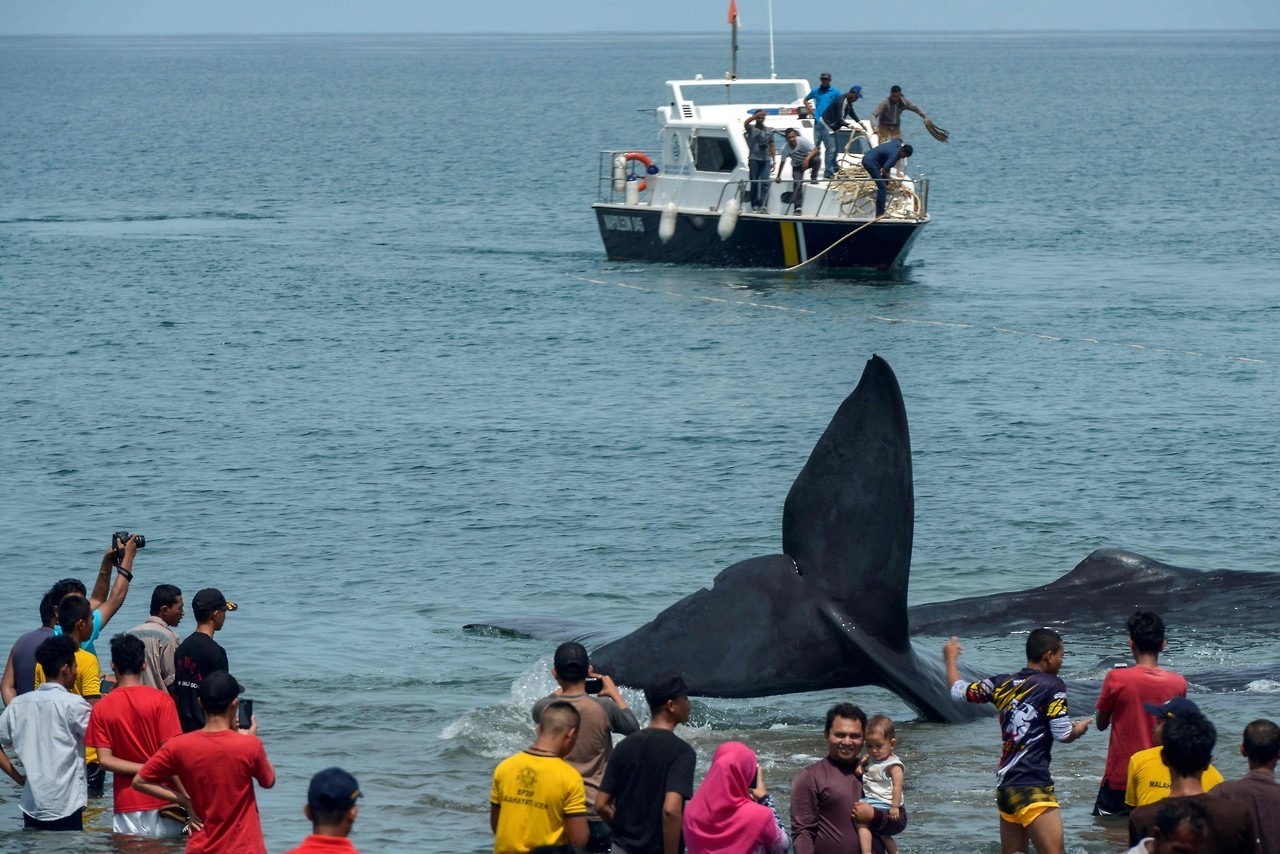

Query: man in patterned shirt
[[944, 629, 1092, 854]]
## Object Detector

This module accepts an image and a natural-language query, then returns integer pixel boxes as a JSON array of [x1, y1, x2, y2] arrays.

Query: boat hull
[[593, 204, 926, 270]]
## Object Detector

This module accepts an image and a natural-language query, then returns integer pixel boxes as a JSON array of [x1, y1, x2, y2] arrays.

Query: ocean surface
[[1, 30, 1278, 853]]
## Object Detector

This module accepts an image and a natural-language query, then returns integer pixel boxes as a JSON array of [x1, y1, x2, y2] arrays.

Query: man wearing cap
[[532, 642, 639, 853], [819, 87, 867, 174], [805, 73, 841, 179], [86, 633, 184, 837], [870, 86, 931, 143], [596, 675, 696, 854], [134, 670, 276, 854], [1128, 712, 1258, 852], [173, 588, 237, 733], [283, 767, 364, 853], [127, 584, 185, 694], [1125, 698, 1225, 809]]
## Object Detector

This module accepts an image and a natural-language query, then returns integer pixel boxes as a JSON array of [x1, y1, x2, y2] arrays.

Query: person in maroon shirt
[[1210, 719, 1280, 852], [283, 767, 364, 854], [790, 703, 904, 854]]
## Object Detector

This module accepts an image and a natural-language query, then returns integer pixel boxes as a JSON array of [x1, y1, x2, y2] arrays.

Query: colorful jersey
[[491, 751, 586, 853], [954, 668, 1072, 789]]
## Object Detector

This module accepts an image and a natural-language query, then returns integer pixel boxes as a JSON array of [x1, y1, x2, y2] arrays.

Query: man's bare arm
[[89, 550, 115, 610], [95, 746, 143, 776], [95, 538, 138, 628], [1, 648, 17, 706], [661, 791, 684, 854], [567, 816, 589, 849]]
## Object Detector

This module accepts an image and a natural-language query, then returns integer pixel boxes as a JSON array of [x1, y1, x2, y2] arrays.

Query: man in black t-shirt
[[596, 675, 696, 854], [172, 588, 237, 733]]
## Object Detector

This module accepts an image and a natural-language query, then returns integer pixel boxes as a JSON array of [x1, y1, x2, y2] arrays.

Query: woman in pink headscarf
[[683, 741, 790, 854]]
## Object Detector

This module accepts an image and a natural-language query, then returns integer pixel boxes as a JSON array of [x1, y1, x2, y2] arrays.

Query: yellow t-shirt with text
[[490, 751, 586, 853], [1125, 745, 1225, 806], [34, 648, 101, 764]]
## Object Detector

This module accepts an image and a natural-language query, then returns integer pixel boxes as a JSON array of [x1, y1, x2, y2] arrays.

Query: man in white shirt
[[0, 634, 93, 830]]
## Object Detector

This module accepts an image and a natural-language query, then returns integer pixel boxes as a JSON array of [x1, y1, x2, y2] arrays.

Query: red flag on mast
[[728, 0, 738, 24]]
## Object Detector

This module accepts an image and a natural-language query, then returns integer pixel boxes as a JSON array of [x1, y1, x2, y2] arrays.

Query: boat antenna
[[768, 0, 776, 79], [728, 0, 739, 80]]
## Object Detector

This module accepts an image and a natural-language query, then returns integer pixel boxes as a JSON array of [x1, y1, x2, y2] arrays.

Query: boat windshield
[[671, 80, 807, 108]]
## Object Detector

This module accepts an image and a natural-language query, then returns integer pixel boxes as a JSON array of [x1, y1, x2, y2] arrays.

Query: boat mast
[[768, 0, 776, 79], [728, 0, 738, 80]]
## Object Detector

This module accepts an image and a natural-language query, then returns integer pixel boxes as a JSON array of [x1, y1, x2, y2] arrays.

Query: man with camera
[[532, 642, 639, 853]]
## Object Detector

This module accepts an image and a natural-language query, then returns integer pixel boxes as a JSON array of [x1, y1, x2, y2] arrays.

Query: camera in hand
[[585, 677, 604, 695], [112, 531, 146, 551]]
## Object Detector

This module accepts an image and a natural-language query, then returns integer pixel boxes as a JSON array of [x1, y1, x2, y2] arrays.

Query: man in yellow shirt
[[491, 701, 588, 853], [34, 595, 103, 795], [1125, 697, 1224, 807]]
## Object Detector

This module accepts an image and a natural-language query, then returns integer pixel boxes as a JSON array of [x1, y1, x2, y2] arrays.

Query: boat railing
[[772, 173, 929, 220], [597, 150, 662, 204]]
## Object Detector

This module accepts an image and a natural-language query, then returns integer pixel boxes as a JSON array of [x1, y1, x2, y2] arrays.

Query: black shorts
[[1091, 784, 1130, 817]]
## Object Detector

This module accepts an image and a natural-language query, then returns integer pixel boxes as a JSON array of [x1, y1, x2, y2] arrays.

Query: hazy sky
[[2, 0, 1277, 35]]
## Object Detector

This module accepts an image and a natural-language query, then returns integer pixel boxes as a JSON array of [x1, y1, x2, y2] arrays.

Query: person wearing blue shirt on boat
[[820, 87, 867, 173], [805, 73, 842, 179], [860, 139, 913, 217]]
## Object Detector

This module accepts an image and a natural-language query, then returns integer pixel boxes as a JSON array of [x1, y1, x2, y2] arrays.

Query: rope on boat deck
[[783, 214, 888, 273]]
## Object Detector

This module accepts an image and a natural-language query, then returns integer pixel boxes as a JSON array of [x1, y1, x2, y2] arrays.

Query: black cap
[[198, 670, 244, 707], [308, 767, 362, 812], [644, 674, 688, 709], [1143, 697, 1201, 719], [819, 72, 831, 80], [553, 642, 590, 681], [192, 588, 238, 615]]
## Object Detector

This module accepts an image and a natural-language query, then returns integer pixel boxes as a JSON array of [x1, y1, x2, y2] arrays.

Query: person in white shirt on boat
[[775, 129, 818, 215]]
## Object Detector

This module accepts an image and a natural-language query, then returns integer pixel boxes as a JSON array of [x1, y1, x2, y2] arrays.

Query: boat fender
[[624, 177, 640, 206], [717, 198, 740, 240], [659, 202, 678, 244], [612, 154, 627, 193], [624, 151, 659, 193]]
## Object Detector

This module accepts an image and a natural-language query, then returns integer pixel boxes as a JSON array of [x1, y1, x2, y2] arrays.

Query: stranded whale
[[468, 356, 1278, 721]]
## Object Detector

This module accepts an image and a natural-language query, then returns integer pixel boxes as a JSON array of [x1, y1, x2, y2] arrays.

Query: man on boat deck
[[775, 129, 818, 215], [871, 86, 931, 142], [805, 73, 842, 179], [860, 139, 913, 217], [743, 111, 776, 213], [820, 86, 866, 172]]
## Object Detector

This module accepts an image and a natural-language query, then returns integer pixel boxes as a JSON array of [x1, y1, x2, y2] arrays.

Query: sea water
[[1, 31, 1278, 853]]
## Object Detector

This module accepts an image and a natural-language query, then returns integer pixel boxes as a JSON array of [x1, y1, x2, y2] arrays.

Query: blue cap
[[308, 767, 362, 812], [1143, 697, 1201, 719], [849, 86, 863, 96]]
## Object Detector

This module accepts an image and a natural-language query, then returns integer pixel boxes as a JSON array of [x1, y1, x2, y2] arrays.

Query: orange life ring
[[624, 151, 657, 193]]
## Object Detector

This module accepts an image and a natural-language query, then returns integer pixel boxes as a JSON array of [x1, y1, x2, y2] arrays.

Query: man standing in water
[[128, 584, 185, 693], [532, 642, 639, 853], [945, 630, 1092, 854], [491, 700, 589, 852], [173, 588, 237, 733], [596, 675, 696, 854], [791, 702, 902, 853], [1093, 611, 1187, 816]]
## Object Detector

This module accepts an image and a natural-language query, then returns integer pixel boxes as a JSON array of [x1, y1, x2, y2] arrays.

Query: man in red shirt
[[86, 633, 184, 837], [1094, 611, 1186, 816], [283, 767, 364, 853], [133, 670, 275, 853]]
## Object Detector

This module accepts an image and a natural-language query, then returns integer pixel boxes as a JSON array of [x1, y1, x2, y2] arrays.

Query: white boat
[[593, 76, 930, 270]]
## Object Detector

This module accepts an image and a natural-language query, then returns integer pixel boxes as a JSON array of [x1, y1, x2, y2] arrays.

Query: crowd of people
[[494, 616, 1278, 854], [743, 73, 928, 216], [0, 535, 363, 852], [3, 541, 1277, 853]]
